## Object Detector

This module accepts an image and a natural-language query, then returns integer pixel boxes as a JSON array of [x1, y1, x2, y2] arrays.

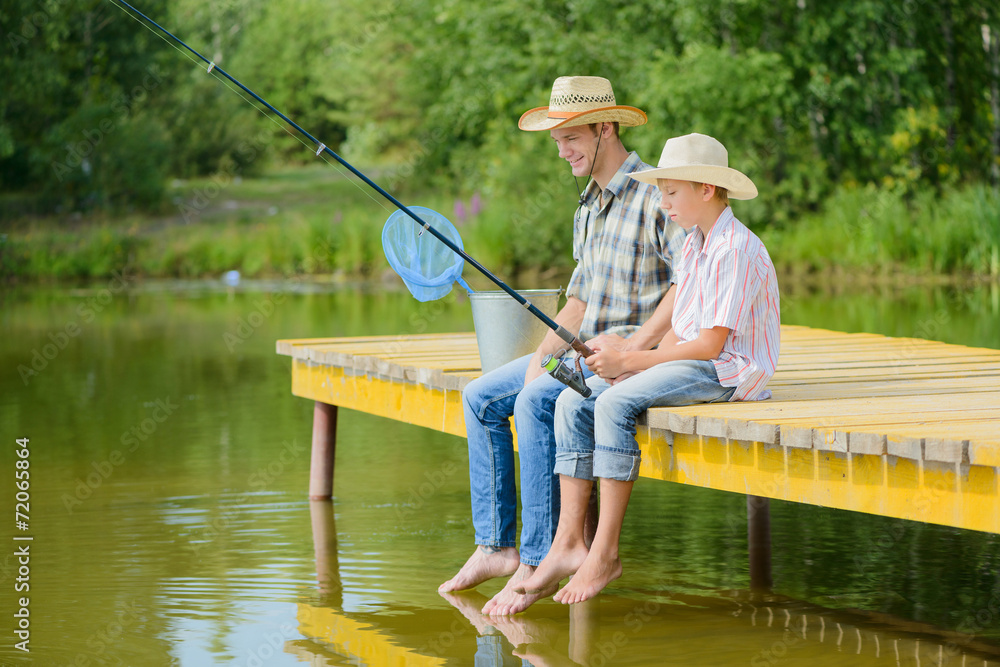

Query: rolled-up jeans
[[554, 359, 735, 482], [463, 354, 593, 566]]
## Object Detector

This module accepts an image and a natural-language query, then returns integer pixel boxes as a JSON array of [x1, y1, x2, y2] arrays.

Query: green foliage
[[761, 182, 1000, 278], [2, 0, 999, 281]]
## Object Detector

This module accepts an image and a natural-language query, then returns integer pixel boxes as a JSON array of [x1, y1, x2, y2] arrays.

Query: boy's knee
[[555, 386, 585, 414], [594, 390, 635, 425]]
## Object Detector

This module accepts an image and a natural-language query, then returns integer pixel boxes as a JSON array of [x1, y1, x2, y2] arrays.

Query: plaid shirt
[[567, 151, 686, 341]]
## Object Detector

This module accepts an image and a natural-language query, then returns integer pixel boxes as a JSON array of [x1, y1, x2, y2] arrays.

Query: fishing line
[[109, 0, 595, 360], [107, 0, 389, 211]]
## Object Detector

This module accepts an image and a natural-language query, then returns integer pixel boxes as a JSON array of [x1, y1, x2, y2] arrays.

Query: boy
[[516, 133, 780, 605]]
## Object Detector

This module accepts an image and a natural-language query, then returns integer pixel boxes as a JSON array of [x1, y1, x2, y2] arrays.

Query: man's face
[[550, 125, 600, 178]]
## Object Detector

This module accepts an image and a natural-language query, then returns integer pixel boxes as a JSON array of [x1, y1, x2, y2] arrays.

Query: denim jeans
[[554, 359, 735, 482], [463, 353, 592, 566]]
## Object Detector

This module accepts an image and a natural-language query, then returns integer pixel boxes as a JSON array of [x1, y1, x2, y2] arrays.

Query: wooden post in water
[[309, 402, 338, 500], [747, 494, 773, 591], [309, 499, 342, 607]]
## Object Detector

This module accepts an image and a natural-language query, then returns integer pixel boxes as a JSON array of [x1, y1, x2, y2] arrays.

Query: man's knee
[[463, 376, 489, 412]]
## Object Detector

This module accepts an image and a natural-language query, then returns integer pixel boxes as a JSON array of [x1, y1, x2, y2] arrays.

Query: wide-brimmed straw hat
[[518, 76, 647, 132], [628, 133, 758, 200]]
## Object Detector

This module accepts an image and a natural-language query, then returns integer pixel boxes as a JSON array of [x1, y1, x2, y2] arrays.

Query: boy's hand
[[584, 345, 628, 380]]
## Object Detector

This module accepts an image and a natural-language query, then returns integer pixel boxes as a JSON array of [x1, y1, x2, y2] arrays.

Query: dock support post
[[747, 495, 773, 591], [309, 499, 342, 606], [309, 402, 338, 500]]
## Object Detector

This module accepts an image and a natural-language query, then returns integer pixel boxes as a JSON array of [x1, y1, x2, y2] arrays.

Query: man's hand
[[610, 371, 639, 385], [586, 333, 628, 352], [524, 353, 547, 386]]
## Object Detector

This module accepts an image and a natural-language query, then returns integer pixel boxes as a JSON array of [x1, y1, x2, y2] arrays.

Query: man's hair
[[587, 122, 620, 138], [689, 181, 730, 206]]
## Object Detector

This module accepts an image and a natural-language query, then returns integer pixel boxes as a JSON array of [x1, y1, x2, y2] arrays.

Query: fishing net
[[382, 206, 473, 301]]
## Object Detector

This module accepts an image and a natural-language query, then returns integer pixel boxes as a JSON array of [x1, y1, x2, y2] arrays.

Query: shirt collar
[[580, 151, 644, 208], [684, 206, 735, 259], [701, 206, 735, 255]]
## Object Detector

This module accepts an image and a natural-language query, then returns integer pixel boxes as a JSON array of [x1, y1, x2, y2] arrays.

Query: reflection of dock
[[291, 500, 1000, 666], [277, 326, 1000, 534]]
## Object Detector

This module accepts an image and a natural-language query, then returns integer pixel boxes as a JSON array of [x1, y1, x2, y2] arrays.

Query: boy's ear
[[701, 183, 717, 202]]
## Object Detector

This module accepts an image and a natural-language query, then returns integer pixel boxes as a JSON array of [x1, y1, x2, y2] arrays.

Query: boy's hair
[[587, 122, 621, 139], [689, 181, 730, 206]]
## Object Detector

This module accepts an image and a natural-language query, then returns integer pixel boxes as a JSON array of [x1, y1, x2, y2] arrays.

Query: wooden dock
[[277, 325, 1000, 534]]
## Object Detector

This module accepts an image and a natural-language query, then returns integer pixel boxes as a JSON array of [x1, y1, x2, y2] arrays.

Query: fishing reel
[[541, 352, 592, 398]]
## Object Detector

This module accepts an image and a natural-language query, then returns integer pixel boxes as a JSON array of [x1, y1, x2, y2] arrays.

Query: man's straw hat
[[518, 76, 647, 132], [628, 133, 758, 200]]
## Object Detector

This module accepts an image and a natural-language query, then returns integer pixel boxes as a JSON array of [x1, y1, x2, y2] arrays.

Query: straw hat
[[628, 133, 758, 200], [518, 76, 647, 131]]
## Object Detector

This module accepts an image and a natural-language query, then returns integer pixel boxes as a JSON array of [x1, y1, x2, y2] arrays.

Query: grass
[[3, 166, 999, 284]]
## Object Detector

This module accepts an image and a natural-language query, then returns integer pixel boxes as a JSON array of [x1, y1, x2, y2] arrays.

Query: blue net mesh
[[382, 206, 473, 302]]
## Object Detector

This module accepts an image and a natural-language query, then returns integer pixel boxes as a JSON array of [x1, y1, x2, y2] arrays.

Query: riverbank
[[3, 166, 998, 285]]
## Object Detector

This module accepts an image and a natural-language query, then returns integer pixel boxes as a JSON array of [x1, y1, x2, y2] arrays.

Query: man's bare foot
[[439, 546, 519, 592], [482, 563, 558, 616], [439, 590, 494, 635], [552, 551, 622, 604], [513, 543, 589, 595]]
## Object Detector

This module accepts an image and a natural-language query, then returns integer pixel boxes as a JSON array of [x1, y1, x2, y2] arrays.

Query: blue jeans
[[463, 354, 592, 566], [554, 359, 735, 482]]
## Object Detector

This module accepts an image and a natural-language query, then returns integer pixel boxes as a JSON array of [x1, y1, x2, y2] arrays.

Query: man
[[439, 76, 685, 615]]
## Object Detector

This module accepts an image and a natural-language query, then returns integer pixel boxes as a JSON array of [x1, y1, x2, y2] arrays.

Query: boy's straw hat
[[628, 133, 758, 200], [518, 76, 647, 131]]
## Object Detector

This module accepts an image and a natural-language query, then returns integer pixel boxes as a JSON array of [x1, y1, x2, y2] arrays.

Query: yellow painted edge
[[291, 360, 1000, 534], [297, 604, 446, 666]]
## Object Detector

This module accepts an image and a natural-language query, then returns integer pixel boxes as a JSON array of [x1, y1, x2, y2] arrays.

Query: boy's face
[[550, 125, 601, 178], [656, 179, 709, 230]]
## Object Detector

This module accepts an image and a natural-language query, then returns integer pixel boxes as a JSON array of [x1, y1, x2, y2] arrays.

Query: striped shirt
[[672, 207, 780, 401], [567, 151, 686, 341]]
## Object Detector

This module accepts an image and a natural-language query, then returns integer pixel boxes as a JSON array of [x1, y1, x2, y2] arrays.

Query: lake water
[[2, 277, 1000, 666]]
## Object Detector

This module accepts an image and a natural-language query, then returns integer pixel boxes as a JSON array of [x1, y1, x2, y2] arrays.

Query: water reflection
[[297, 488, 1000, 667], [3, 280, 1000, 665]]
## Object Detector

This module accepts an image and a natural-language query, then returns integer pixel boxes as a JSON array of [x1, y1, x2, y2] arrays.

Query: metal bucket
[[470, 289, 562, 374]]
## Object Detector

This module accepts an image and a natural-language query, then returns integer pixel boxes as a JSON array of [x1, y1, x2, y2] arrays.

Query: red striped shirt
[[672, 207, 780, 401]]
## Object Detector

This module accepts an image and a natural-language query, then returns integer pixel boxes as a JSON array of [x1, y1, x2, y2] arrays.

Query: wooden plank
[[279, 328, 1000, 534]]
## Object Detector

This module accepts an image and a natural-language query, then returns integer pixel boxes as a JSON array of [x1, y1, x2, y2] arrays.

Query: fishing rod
[[110, 0, 595, 364]]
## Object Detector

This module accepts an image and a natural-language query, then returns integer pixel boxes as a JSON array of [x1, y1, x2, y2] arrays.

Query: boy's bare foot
[[552, 551, 622, 604], [439, 546, 519, 592], [513, 542, 589, 595], [482, 563, 558, 616]]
